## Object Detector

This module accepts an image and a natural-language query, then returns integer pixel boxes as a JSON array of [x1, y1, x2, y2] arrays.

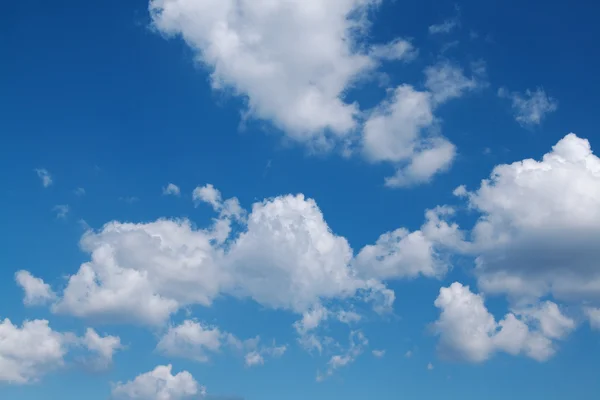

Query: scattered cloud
[[74, 187, 86, 196], [370, 38, 418, 62], [0, 318, 67, 384], [372, 349, 385, 358], [162, 183, 181, 196], [427, 362, 434, 370], [585, 308, 600, 331], [15, 270, 56, 306], [498, 87, 558, 127], [78, 328, 123, 370], [318, 331, 368, 381], [0, 319, 121, 384], [53, 204, 70, 219], [433, 283, 574, 363], [112, 365, 204, 400], [35, 168, 53, 188]]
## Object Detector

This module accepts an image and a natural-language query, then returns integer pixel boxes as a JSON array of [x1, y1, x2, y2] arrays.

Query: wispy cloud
[[498, 87, 558, 127], [35, 168, 53, 188], [53, 205, 70, 219], [74, 187, 86, 196]]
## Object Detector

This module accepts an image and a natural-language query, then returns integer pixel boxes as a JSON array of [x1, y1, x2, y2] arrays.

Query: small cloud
[[74, 187, 86, 196], [405, 350, 412, 358], [245, 351, 264, 367], [498, 87, 558, 127], [440, 40, 460, 54], [370, 38, 418, 62], [372, 349, 386, 358], [53, 205, 69, 219], [429, 16, 460, 35], [162, 183, 181, 197], [35, 168, 53, 188], [427, 362, 434, 370]]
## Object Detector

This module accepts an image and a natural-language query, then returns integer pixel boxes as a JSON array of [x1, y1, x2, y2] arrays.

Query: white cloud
[[162, 183, 181, 196], [429, 19, 458, 35], [27, 185, 455, 342], [157, 320, 223, 362], [157, 320, 285, 367], [80, 328, 123, 369], [585, 308, 600, 331], [149, 0, 476, 188], [35, 168, 53, 188], [370, 38, 418, 62], [244, 351, 264, 367], [74, 187, 86, 196], [354, 206, 463, 280], [372, 349, 385, 358], [53, 204, 70, 219], [454, 133, 600, 304], [15, 270, 56, 306], [404, 350, 412, 358], [150, 0, 382, 145], [424, 62, 484, 104], [361, 85, 456, 187], [433, 283, 574, 363], [318, 331, 368, 381], [498, 87, 558, 127], [427, 362, 434, 370], [112, 365, 204, 400], [0, 318, 66, 384]]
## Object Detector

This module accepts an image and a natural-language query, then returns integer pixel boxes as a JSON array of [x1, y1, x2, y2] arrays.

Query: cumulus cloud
[[149, 1, 479, 188], [35, 168, 53, 188], [150, 0, 382, 144], [0, 319, 121, 384], [433, 283, 574, 363], [455, 133, 600, 304], [163, 183, 181, 196], [157, 320, 223, 362], [79, 328, 123, 370], [112, 365, 204, 400], [498, 87, 558, 127], [425, 62, 485, 104], [361, 85, 456, 187], [0, 319, 67, 384], [15, 270, 56, 306]]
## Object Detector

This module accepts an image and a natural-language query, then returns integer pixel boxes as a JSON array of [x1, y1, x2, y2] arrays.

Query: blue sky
[[2, 0, 600, 399]]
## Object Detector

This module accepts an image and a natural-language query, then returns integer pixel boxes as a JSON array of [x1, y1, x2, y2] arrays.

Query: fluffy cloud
[[112, 365, 204, 400], [162, 183, 181, 196], [354, 206, 463, 280], [80, 328, 123, 369], [454, 133, 600, 304], [433, 283, 574, 363], [0, 319, 120, 384], [157, 320, 223, 362], [0, 319, 67, 384], [498, 87, 558, 127], [150, 0, 382, 144], [16, 270, 56, 306], [156, 319, 285, 367], [361, 84, 456, 187], [35, 168, 53, 188], [149, 1, 480, 187]]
